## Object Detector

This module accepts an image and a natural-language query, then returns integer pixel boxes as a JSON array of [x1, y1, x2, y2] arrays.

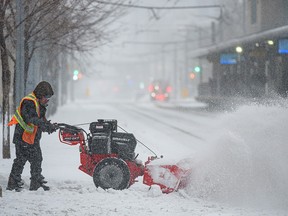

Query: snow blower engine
[[57, 119, 191, 193]]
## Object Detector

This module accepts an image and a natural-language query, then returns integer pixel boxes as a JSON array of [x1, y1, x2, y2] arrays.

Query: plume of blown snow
[[185, 101, 288, 210]]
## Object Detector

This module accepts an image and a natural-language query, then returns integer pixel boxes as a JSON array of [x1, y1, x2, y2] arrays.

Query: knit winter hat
[[33, 81, 54, 99]]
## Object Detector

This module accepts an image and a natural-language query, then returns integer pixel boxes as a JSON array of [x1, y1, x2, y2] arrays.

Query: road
[[60, 100, 215, 162]]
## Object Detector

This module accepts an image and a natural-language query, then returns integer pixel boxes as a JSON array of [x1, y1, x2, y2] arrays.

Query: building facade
[[195, 0, 288, 106]]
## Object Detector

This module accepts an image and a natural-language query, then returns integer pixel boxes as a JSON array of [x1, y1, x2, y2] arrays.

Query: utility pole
[[161, 45, 166, 78], [173, 43, 178, 100], [184, 31, 189, 94], [16, 0, 25, 105], [26, 3, 37, 95], [198, 27, 203, 84], [242, 0, 246, 35]]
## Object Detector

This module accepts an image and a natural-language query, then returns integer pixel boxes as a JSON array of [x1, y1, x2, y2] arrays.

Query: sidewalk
[[152, 98, 208, 110]]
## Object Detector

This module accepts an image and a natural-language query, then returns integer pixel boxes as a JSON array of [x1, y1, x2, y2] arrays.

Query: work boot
[[39, 175, 48, 184], [18, 179, 25, 187], [6, 175, 23, 192], [29, 178, 50, 191]]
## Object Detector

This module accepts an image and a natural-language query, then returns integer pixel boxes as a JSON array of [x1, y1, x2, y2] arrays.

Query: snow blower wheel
[[93, 158, 131, 190]]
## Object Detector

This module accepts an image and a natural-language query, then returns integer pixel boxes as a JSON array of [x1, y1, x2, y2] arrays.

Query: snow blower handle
[[57, 123, 81, 133], [57, 123, 85, 146]]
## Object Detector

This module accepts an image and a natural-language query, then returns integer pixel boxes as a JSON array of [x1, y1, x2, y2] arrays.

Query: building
[[193, 0, 288, 106]]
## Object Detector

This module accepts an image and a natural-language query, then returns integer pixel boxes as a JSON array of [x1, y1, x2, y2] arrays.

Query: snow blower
[[57, 119, 191, 193]]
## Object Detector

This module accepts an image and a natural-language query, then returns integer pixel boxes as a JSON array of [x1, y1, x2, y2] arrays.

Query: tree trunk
[[0, 5, 11, 159], [24, 2, 31, 93]]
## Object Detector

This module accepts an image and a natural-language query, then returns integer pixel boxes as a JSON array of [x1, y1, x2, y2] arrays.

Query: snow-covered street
[[1, 99, 288, 216]]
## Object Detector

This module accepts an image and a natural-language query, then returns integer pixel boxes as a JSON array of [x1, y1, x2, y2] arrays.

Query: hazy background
[[71, 0, 225, 101]]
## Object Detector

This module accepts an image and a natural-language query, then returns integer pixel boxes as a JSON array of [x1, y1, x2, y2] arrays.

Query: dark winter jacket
[[13, 100, 48, 145]]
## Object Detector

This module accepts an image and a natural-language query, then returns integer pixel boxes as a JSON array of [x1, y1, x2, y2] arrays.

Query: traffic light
[[73, 69, 79, 80], [194, 66, 201, 73], [189, 72, 196, 80]]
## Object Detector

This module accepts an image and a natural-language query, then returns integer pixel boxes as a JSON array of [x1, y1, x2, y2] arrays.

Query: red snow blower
[[57, 119, 191, 193]]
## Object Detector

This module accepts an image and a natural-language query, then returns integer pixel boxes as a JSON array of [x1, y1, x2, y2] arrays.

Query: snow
[[1, 98, 288, 216]]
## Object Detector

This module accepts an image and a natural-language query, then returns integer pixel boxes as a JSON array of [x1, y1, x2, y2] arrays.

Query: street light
[[236, 46, 243, 53], [267, 40, 274, 45]]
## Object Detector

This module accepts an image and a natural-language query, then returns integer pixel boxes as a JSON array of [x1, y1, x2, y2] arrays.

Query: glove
[[48, 123, 58, 134], [43, 121, 58, 134]]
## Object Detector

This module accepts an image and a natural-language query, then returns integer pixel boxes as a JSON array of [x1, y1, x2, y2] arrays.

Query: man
[[7, 81, 58, 192]]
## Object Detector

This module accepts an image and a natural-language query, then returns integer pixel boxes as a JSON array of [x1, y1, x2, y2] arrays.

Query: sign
[[278, 39, 288, 54], [220, 53, 237, 64]]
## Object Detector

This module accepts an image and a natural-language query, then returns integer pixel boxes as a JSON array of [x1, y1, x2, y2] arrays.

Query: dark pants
[[10, 142, 43, 181]]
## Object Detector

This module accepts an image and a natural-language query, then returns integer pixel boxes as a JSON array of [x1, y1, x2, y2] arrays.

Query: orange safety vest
[[8, 93, 40, 144]]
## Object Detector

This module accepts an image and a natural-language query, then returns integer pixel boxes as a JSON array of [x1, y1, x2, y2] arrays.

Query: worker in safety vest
[[7, 81, 58, 192]]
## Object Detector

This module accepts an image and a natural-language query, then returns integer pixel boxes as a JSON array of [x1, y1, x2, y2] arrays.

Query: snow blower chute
[[57, 119, 191, 193]]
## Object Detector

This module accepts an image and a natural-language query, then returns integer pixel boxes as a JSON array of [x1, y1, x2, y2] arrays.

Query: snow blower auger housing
[[58, 119, 191, 193]]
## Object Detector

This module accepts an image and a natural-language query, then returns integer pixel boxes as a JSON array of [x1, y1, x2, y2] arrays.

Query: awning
[[190, 25, 288, 58]]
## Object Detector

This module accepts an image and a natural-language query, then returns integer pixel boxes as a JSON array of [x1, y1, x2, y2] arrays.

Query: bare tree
[[0, 0, 12, 159], [21, 0, 126, 91], [1, 0, 129, 158]]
